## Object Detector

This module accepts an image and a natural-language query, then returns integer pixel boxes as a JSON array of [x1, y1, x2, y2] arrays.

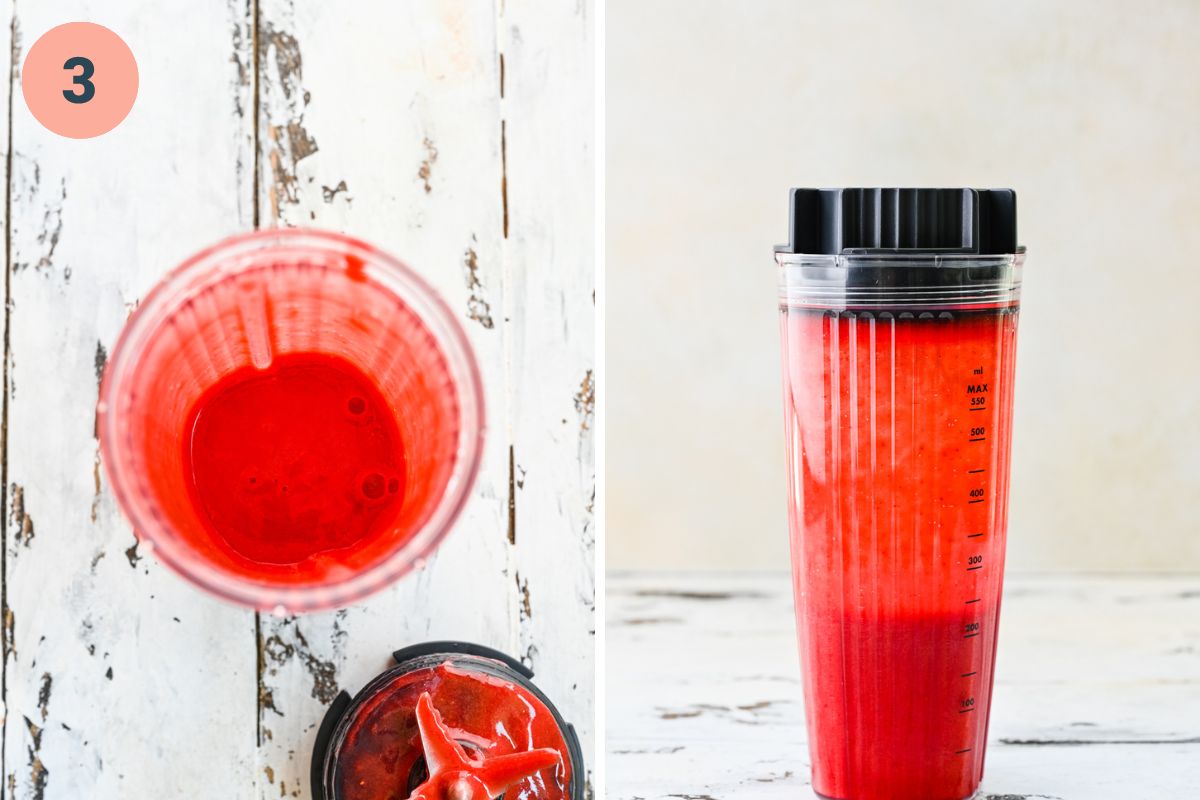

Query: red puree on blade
[[183, 353, 407, 568], [335, 663, 572, 800]]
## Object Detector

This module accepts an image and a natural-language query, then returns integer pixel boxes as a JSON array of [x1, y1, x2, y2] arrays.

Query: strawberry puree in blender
[[100, 230, 484, 610], [781, 307, 1019, 800], [335, 662, 573, 800], [184, 352, 408, 568]]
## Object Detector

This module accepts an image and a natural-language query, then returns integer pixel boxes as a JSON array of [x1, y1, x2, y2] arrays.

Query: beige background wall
[[608, 0, 1200, 571]]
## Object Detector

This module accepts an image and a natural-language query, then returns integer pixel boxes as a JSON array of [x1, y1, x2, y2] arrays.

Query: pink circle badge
[[22, 22, 138, 139]]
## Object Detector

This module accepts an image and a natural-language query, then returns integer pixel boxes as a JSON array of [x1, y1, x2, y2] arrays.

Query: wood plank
[[3, 3, 257, 798], [253, 2, 515, 796], [500, 0, 596, 787], [607, 572, 1200, 799]]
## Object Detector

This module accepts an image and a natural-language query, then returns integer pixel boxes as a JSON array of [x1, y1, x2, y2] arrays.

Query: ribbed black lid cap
[[776, 188, 1018, 255]]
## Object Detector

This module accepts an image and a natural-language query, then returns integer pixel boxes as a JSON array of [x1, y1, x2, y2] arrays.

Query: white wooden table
[[1, 3, 594, 798], [608, 572, 1200, 799]]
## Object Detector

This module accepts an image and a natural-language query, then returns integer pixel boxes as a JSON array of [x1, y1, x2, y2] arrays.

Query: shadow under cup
[[98, 230, 484, 612]]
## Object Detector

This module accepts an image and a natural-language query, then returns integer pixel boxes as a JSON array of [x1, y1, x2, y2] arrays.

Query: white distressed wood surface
[[4, 3, 258, 798], [1, 3, 594, 799], [608, 572, 1200, 799]]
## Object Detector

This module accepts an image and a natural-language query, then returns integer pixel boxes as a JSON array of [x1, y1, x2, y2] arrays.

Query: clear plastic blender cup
[[98, 229, 484, 613], [775, 189, 1024, 800]]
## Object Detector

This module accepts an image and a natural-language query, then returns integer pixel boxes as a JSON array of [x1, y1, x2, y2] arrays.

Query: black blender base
[[310, 641, 584, 800]]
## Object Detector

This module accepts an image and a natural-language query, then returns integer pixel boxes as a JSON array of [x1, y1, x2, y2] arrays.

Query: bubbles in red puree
[[184, 353, 405, 566]]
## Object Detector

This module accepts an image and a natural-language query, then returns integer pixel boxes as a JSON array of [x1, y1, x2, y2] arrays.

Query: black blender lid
[[776, 187, 1018, 256], [311, 640, 585, 800]]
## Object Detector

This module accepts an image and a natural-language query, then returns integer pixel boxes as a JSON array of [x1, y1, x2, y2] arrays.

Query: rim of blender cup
[[775, 250, 1025, 310], [97, 228, 486, 612]]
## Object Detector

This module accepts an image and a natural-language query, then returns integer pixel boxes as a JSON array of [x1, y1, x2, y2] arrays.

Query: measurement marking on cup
[[968, 468, 985, 474], [968, 499, 985, 504], [967, 533, 984, 539], [955, 748, 973, 755], [967, 566, 983, 571], [962, 671, 977, 677], [968, 407, 987, 412], [969, 437, 986, 442], [964, 632, 979, 639], [959, 707, 976, 714], [965, 598, 981, 604]]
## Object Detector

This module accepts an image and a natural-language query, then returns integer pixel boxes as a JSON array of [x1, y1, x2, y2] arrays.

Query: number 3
[[63, 56, 95, 104]]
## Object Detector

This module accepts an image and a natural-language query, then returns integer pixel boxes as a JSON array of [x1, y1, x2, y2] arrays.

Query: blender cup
[[775, 189, 1023, 800], [98, 229, 484, 612]]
